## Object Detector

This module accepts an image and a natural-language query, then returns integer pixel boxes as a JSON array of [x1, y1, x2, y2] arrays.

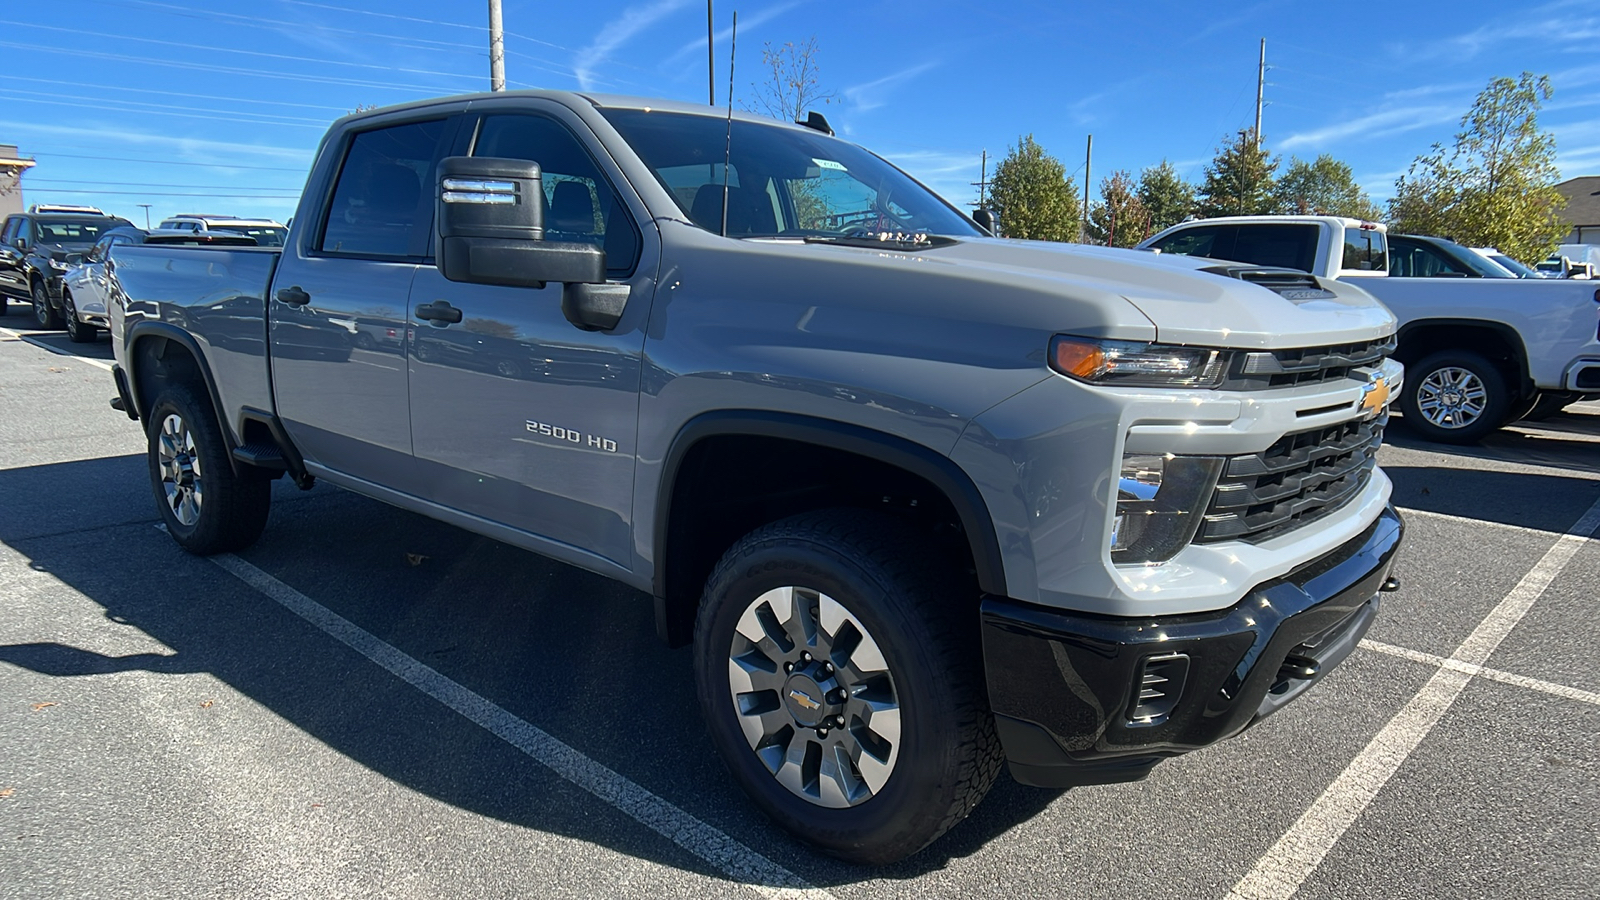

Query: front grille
[[1197, 413, 1386, 544], [1222, 335, 1396, 390]]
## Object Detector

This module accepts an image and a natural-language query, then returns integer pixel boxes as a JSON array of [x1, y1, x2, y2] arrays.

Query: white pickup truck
[[1138, 216, 1600, 442]]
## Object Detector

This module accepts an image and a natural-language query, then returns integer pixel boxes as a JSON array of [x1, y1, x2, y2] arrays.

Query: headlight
[[1112, 452, 1223, 564], [1050, 336, 1228, 388], [49, 258, 69, 271]]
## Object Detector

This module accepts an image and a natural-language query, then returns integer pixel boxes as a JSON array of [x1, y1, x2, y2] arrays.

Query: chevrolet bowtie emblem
[[1361, 375, 1390, 416], [788, 688, 821, 711]]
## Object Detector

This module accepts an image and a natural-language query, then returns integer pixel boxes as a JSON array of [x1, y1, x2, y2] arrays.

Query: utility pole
[[488, 0, 506, 91], [1254, 38, 1265, 150], [138, 203, 152, 229], [707, 0, 715, 105], [971, 149, 989, 208], [1080, 134, 1092, 243]]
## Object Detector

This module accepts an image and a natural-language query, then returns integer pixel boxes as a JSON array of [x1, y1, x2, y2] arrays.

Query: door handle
[[276, 285, 311, 306], [414, 300, 463, 324]]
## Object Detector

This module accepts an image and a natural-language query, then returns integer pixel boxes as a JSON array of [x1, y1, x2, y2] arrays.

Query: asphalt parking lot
[[2, 323, 1597, 900]]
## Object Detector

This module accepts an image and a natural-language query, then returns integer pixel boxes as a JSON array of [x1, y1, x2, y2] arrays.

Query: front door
[[0, 217, 29, 299], [408, 108, 655, 568], [271, 115, 454, 492]]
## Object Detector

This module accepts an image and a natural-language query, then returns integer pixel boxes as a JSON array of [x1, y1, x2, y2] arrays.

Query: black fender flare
[[125, 321, 241, 473], [653, 410, 1009, 603], [1396, 317, 1532, 390]]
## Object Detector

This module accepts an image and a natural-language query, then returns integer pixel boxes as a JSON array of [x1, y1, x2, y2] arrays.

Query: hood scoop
[[1202, 264, 1337, 303]]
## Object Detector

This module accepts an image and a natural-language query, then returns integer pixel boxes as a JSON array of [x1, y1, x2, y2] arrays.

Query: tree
[[986, 135, 1080, 242], [1388, 72, 1566, 263], [1087, 170, 1150, 247], [749, 37, 836, 123], [1275, 154, 1382, 220], [1137, 160, 1195, 233], [1197, 129, 1278, 218]]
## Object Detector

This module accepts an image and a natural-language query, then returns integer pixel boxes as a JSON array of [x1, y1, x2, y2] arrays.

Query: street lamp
[[137, 204, 152, 229]]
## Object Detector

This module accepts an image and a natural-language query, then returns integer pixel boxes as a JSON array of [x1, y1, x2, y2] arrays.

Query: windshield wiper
[[795, 231, 954, 250]]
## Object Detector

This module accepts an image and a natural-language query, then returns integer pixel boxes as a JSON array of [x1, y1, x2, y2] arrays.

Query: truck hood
[[929, 238, 1396, 349]]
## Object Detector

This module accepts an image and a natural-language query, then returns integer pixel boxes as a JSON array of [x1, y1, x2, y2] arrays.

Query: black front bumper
[[982, 505, 1404, 788]]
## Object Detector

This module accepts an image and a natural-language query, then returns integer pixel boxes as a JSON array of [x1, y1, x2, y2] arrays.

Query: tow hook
[[1380, 576, 1401, 593]]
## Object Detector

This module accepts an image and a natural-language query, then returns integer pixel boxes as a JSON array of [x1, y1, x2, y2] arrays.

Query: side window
[[1150, 225, 1226, 259], [0, 218, 15, 245], [320, 118, 449, 258], [472, 114, 640, 276], [1391, 240, 1465, 277]]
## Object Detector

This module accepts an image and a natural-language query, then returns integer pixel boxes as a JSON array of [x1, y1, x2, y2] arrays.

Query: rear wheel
[[62, 292, 97, 343], [1399, 350, 1511, 444], [31, 280, 62, 329], [146, 383, 272, 554], [1524, 393, 1578, 421], [694, 509, 1001, 865]]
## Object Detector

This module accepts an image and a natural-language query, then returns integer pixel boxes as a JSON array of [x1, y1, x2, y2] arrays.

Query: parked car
[[0, 208, 132, 327], [1138, 215, 1600, 442], [1469, 247, 1548, 278], [58, 226, 256, 342], [157, 214, 288, 247], [109, 91, 1406, 864], [1388, 233, 1516, 278]]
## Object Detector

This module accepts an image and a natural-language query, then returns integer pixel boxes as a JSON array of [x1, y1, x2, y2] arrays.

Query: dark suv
[[0, 210, 132, 327]]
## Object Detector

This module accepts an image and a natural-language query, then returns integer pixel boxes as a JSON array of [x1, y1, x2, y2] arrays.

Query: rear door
[[407, 104, 654, 567], [270, 114, 457, 492], [0, 217, 25, 298]]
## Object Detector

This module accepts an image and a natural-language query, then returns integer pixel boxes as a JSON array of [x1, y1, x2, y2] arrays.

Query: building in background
[[1, 145, 36, 217], [1556, 176, 1600, 245]]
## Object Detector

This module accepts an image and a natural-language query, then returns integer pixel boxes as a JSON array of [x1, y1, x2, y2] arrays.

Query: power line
[[27, 152, 308, 172], [1, 75, 349, 112], [0, 88, 327, 125], [23, 188, 301, 198], [91, 0, 488, 53], [0, 92, 327, 129], [28, 178, 300, 192]]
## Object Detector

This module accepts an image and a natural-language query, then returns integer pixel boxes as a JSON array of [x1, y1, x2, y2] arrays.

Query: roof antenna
[[720, 10, 737, 237]]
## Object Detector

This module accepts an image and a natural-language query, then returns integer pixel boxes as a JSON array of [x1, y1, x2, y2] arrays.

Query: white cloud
[[842, 61, 941, 113], [0, 120, 312, 162], [1279, 106, 1460, 151], [663, 2, 800, 68], [574, 0, 696, 91]]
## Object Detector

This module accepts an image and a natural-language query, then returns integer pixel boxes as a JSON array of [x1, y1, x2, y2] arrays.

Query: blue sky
[[5, 0, 1598, 227]]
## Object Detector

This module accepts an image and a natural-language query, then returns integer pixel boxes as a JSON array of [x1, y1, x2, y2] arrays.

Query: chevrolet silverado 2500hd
[[1138, 216, 1600, 442], [108, 93, 1405, 864]]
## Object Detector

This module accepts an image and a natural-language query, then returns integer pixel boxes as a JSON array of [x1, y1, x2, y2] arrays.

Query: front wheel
[[694, 510, 1002, 865], [146, 384, 272, 554], [63, 292, 97, 343], [1398, 350, 1511, 444], [31, 281, 62, 329]]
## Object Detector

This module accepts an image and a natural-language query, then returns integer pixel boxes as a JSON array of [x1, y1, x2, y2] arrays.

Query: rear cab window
[[1341, 225, 1387, 274]]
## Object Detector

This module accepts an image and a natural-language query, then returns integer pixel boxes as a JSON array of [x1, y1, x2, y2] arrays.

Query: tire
[[1398, 350, 1512, 444], [62, 291, 97, 343], [693, 509, 1002, 865], [31, 280, 62, 330], [0, 294, 8, 316], [146, 383, 272, 554]]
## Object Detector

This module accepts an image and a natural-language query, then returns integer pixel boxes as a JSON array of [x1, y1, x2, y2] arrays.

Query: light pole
[[488, 0, 505, 91], [138, 204, 152, 229]]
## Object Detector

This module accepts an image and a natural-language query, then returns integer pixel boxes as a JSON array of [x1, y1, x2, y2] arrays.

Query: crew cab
[[0, 208, 132, 327], [107, 92, 1405, 864], [1139, 216, 1600, 442]]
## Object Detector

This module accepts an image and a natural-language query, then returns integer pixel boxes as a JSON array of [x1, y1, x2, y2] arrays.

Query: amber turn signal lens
[[1051, 338, 1107, 379]]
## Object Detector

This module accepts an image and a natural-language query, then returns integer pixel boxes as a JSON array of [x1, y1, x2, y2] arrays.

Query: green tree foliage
[[1197, 129, 1279, 217], [1388, 72, 1566, 263], [987, 134, 1081, 242], [1137, 160, 1196, 233], [1275, 155, 1382, 220], [1087, 170, 1150, 247]]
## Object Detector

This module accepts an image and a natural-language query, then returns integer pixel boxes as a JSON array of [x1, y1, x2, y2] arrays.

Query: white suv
[[156, 214, 287, 247]]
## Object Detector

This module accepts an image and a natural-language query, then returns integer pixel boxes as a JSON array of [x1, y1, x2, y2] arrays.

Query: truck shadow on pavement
[[0, 454, 1062, 886], [1382, 464, 1600, 535]]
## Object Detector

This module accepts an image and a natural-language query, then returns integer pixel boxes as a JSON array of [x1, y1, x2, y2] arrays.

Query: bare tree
[[749, 37, 836, 123]]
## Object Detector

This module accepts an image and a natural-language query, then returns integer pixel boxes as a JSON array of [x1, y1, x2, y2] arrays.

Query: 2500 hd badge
[[524, 419, 619, 452]]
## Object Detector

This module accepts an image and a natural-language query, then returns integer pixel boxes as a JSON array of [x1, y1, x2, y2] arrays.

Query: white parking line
[[207, 552, 835, 900], [1394, 505, 1595, 538], [1227, 495, 1600, 900], [0, 325, 114, 371], [1360, 638, 1600, 707]]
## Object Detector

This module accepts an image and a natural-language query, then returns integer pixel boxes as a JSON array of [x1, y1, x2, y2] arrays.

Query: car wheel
[[63, 292, 98, 343], [1398, 350, 1511, 444], [694, 509, 1002, 865], [31, 280, 62, 329], [147, 383, 272, 555]]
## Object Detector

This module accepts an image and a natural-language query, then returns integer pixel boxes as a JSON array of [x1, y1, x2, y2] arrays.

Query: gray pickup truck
[[108, 91, 1404, 864]]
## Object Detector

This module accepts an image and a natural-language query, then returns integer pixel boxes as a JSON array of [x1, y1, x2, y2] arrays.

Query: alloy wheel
[[1416, 366, 1488, 429], [157, 413, 204, 526]]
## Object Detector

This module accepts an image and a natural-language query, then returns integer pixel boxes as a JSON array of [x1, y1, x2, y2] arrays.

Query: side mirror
[[973, 208, 1001, 237], [436, 155, 605, 289], [13, 237, 26, 251]]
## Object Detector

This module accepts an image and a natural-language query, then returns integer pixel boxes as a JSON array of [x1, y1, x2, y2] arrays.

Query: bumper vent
[[1197, 413, 1386, 544], [1128, 653, 1190, 726]]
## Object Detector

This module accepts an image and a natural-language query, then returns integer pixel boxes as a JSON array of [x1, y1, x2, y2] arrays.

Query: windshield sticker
[[812, 158, 847, 172]]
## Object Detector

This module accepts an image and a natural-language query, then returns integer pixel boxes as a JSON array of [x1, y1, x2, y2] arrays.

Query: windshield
[[1489, 254, 1540, 278], [1441, 240, 1515, 277], [211, 224, 286, 247], [34, 217, 124, 247], [601, 109, 980, 240]]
